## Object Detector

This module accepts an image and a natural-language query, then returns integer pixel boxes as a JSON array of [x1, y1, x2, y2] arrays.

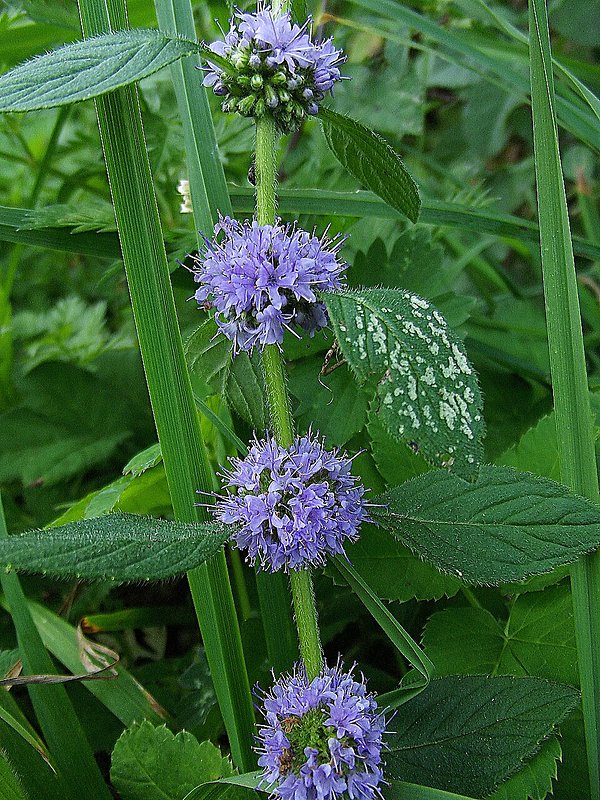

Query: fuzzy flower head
[[203, 5, 346, 131], [214, 432, 367, 572], [257, 662, 386, 800], [192, 216, 346, 353]]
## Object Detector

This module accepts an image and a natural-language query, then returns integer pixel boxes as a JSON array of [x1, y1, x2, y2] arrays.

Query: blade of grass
[[153, 0, 297, 676], [76, 0, 255, 771], [0, 495, 112, 800], [153, 0, 231, 234], [229, 188, 600, 262], [529, 1, 600, 796]]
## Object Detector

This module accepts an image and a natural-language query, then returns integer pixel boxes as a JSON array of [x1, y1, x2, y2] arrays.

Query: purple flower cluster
[[192, 216, 346, 353], [214, 432, 367, 572], [203, 5, 345, 131], [257, 662, 386, 800]]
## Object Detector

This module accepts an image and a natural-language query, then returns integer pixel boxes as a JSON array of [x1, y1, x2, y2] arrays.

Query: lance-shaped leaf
[[371, 465, 600, 584], [0, 30, 200, 112], [386, 675, 579, 798], [0, 513, 229, 582], [319, 107, 420, 223], [324, 288, 484, 479]]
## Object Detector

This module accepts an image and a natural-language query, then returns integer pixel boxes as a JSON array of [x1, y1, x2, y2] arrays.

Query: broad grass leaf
[[0, 30, 199, 112], [110, 721, 232, 800], [319, 107, 420, 222], [372, 465, 600, 584], [324, 288, 484, 479], [386, 675, 578, 797], [0, 513, 229, 582]]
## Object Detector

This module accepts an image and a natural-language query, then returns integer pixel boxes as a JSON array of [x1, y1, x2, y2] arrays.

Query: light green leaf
[[110, 721, 232, 800], [372, 465, 600, 584], [0, 752, 30, 800], [386, 675, 578, 797], [489, 737, 561, 800], [324, 288, 484, 479], [318, 107, 420, 222], [0, 30, 200, 112], [0, 513, 229, 582]]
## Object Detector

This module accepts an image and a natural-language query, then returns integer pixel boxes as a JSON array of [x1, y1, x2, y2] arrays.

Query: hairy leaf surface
[[0, 514, 229, 581], [372, 465, 600, 583], [386, 675, 578, 797], [319, 107, 420, 222], [0, 30, 199, 111]]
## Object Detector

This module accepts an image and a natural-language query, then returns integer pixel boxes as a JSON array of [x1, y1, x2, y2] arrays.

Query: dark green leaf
[[110, 721, 232, 800], [423, 584, 577, 683], [0, 513, 229, 582], [372, 465, 600, 584], [386, 675, 579, 797], [489, 737, 561, 800], [324, 288, 484, 479], [319, 107, 420, 222], [0, 30, 200, 112], [185, 319, 266, 430], [0, 362, 133, 487]]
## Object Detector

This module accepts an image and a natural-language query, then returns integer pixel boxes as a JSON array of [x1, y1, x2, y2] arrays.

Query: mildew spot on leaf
[[324, 288, 484, 479]]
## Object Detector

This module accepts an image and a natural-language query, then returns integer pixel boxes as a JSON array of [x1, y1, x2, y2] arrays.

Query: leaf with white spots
[[323, 288, 484, 479]]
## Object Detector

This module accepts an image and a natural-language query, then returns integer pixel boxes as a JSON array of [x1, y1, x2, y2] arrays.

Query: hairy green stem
[[255, 115, 324, 679], [78, 0, 255, 771], [529, 1, 600, 795]]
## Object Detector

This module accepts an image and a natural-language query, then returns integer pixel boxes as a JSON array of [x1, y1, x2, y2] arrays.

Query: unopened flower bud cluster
[[203, 7, 345, 132]]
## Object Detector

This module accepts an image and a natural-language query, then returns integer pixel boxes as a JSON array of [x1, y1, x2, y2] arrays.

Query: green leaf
[[496, 413, 561, 482], [489, 736, 561, 800], [185, 319, 266, 431], [423, 584, 577, 684], [318, 107, 420, 223], [346, 525, 461, 602], [0, 752, 29, 800], [0, 30, 200, 112], [0, 513, 229, 582], [0, 362, 134, 486], [324, 288, 484, 479], [386, 675, 579, 797], [110, 721, 232, 800], [372, 465, 600, 584]]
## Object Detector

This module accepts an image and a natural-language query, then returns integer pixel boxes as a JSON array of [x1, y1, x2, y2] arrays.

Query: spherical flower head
[[214, 432, 367, 572], [257, 662, 386, 800], [203, 6, 346, 132], [192, 216, 347, 354]]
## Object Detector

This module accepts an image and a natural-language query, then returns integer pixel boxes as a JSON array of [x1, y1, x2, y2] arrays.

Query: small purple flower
[[214, 433, 367, 572], [257, 662, 386, 800], [192, 216, 346, 353], [203, 6, 346, 131]]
